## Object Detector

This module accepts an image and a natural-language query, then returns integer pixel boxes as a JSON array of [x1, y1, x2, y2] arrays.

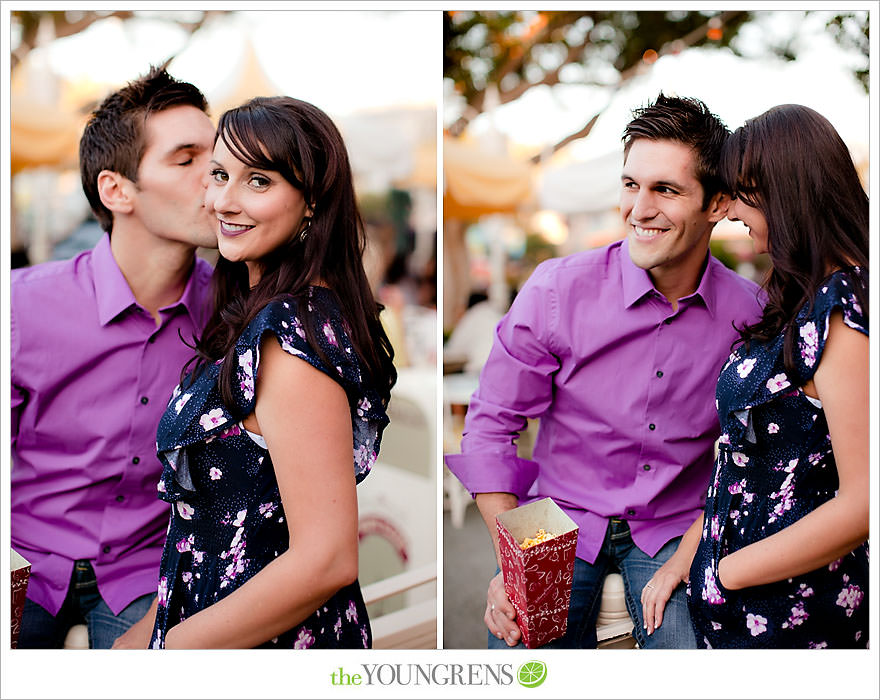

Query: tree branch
[[538, 10, 749, 159]]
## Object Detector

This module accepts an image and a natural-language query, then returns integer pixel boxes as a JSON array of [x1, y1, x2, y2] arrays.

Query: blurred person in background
[[134, 96, 396, 649], [446, 94, 763, 649], [11, 67, 216, 648], [644, 104, 869, 648]]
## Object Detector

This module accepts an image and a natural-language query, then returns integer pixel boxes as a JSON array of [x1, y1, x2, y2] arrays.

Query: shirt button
[[116, 495, 125, 503], [132, 456, 140, 465], [140, 396, 149, 405], [627, 509, 636, 516], [649, 423, 656, 431], [102, 546, 111, 554], [643, 464, 651, 471], [656, 370, 664, 378]]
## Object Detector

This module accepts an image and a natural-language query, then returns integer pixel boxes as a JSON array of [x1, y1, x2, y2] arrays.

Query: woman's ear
[[96, 170, 135, 216]]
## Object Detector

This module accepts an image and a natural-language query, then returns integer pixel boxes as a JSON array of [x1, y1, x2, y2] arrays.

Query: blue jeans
[[488, 518, 696, 649], [17, 560, 155, 649]]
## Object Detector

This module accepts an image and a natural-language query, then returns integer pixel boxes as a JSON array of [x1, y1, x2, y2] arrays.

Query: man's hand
[[484, 572, 521, 647]]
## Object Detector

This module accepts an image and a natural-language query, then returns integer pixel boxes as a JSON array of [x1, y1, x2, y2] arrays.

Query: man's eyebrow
[[620, 172, 686, 190], [163, 143, 204, 158]]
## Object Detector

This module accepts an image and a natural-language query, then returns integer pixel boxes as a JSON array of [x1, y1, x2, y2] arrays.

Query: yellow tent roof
[[207, 39, 283, 118], [443, 135, 534, 220], [10, 62, 94, 175]]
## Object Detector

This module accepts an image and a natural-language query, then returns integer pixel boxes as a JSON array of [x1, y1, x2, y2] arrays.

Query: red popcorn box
[[496, 498, 578, 649], [11, 549, 31, 649]]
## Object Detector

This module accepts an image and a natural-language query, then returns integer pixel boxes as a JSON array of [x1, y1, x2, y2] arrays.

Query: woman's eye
[[249, 175, 271, 188], [210, 169, 228, 183]]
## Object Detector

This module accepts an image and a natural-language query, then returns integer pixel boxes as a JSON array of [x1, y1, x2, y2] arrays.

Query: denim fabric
[[488, 518, 696, 649], [18, 560, 155, 649]]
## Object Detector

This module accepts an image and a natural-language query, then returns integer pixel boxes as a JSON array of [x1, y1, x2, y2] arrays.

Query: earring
[[299, 216, 312, 242]]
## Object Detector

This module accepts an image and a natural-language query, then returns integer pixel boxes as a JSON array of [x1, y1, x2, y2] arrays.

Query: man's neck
[[110, 225, 196, 325], [650, 252, 709, 314]]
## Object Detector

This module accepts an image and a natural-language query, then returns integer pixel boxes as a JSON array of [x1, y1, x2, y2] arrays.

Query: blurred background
[[9, 9, 438, 647], [441, 9, 870, 649]]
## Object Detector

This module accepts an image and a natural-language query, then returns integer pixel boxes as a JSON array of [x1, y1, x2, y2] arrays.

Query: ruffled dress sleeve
[[228, 289, 389, 483], [790, 266, 868, 385], [155, 288, 389, 505]]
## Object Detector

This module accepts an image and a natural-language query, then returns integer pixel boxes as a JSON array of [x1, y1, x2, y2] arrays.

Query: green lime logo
[[517, 660, 547, 688]]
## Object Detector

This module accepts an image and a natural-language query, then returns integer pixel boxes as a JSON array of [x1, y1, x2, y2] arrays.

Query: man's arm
[[446, 265, 562, 647], [475, 492, 522, 646]]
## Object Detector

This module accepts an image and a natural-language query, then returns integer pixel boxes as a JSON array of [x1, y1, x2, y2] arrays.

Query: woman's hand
[[111, 598, 158, 649], [485, 572, 521, 646], [640, 555, 689, 636], [640, 514, 703, 635]]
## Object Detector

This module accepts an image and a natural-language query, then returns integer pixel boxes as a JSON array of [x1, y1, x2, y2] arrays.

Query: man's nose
[[630, 190, 656, 220]]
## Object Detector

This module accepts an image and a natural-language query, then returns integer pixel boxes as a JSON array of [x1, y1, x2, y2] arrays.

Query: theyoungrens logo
[[330, 661, 547, 688]]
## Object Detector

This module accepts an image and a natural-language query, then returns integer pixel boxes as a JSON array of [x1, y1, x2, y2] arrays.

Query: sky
[[448, 10, 870, 161], [23, 9, 439, 119]]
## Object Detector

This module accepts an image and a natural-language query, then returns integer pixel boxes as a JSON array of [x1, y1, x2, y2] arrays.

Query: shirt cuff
[[444, 452, 539, 501]]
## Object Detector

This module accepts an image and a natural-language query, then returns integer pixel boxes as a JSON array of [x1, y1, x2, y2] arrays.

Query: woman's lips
[[218, 220, 254, 237]]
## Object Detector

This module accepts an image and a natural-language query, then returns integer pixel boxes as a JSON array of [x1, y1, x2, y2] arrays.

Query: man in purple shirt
[[446, 94, 764, 649], [11, 67, 217, 648]]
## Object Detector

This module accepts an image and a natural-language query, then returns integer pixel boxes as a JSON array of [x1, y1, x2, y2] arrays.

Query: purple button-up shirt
[[11, 234, 213, 616], [445, 239, 763, 564]]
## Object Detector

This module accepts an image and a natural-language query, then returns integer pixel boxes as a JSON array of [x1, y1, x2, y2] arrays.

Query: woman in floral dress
[[140, 96, 395, 648], [640, 104, 868, 648]]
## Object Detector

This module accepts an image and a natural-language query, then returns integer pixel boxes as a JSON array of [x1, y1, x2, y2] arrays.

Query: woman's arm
[[165, 336, 358, 649], [718, 311, 868, 590], [112, 598, 159, 649]]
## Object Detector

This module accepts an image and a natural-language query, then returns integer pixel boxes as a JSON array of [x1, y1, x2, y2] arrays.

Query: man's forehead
[[622, 139, 699, 181], [143, 106, 213, 156]]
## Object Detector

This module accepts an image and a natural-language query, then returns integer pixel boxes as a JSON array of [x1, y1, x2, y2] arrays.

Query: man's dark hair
[[79, 66, 208, 233], [622, 93, 729, 209]]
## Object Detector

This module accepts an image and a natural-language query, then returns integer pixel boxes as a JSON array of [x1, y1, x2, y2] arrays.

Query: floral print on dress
[[689, 268, 868, 649], [238, 349, 255, 402], [149, 289, 386, 650]]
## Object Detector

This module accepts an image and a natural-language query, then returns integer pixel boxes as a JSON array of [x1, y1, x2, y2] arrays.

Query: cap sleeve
[[233, 292, 389, 483], [794, 267, 868, 384]]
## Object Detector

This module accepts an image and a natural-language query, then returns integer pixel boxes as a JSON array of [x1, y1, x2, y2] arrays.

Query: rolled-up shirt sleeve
[[10, 295, 24, 449], [445, 262, 560, 500]]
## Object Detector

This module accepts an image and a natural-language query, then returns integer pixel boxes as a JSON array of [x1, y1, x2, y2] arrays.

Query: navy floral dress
[[148, 287, 389, 649], [689, 268, 868, 648]]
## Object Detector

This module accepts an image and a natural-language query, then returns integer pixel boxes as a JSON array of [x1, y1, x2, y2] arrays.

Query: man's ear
[[96, 170, 135, 215], [707, 191, 730, 223]]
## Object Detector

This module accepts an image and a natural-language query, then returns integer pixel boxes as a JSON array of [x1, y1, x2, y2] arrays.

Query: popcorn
[[520, 528, 558, 550]]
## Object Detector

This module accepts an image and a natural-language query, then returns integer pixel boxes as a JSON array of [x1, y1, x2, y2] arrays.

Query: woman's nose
[[211, 183, 238, 214]]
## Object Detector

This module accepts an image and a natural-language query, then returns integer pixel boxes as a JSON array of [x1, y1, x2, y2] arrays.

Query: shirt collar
[[620, 238, 658, 309], [93, 233, 207, 327], [165, 256, 209, 328], [93, 233, 138, 326], [620, 237, 717, 317]]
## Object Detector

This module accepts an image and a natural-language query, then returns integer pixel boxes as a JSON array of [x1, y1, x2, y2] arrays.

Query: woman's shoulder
[[802, 266, 868, 335], [235, 288, 372, 399]]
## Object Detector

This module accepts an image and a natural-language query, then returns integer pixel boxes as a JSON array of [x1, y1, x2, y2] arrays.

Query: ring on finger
[[644, 583, 655, 590]]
